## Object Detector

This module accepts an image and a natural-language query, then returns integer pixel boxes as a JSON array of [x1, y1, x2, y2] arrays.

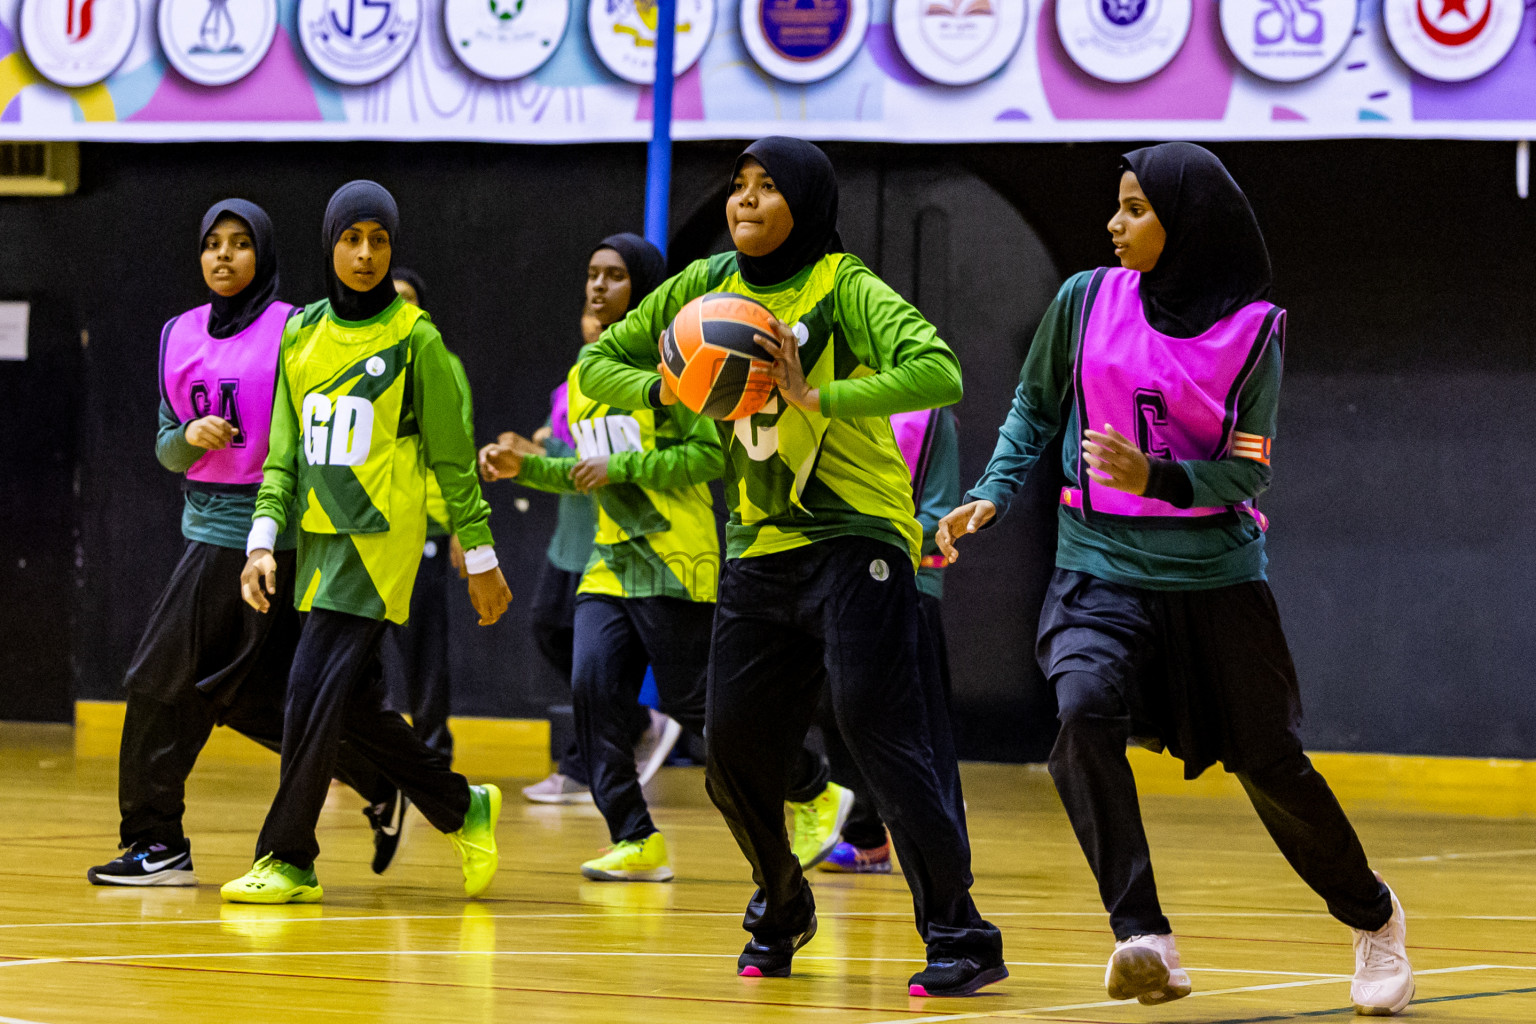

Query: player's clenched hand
[[467, 566, 512, 626], [654, 363, 679, 406], [756, 319, 818, 412], [186, 415, 237, 450], [935, 500, 996, 564], [570, 456, 611, 492], [1082, 424, 1149, 496], [241, 550, 278, 613], [478, 443, 523, 481]]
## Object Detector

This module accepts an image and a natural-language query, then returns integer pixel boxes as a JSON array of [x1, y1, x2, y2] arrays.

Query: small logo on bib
[[366, 356, 387, 377], [869, 559, 889, 581]]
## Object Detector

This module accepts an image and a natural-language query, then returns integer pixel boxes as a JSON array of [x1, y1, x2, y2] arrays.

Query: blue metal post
[[644, 0, 677, 257]]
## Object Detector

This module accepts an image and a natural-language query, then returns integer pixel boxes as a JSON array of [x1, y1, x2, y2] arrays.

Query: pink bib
[[1072, 268, 1281, 527], [890, 409, 933, 482], [160, 301, 292, 487]]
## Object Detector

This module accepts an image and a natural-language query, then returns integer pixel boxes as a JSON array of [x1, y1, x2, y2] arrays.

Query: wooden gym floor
[[2, 718, 1534, 1023]]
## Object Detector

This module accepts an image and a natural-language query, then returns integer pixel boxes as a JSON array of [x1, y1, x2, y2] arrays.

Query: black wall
[[1, 139, 1532, 762]]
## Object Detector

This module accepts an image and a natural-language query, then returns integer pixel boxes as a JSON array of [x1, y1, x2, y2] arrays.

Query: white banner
[[2, 0, 1536, 142]]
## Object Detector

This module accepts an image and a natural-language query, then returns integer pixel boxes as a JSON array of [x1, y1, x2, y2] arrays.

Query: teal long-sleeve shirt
[[914, 408, 961, 600], [965, 270, 1283, 590], [156, 398, 295, 551]]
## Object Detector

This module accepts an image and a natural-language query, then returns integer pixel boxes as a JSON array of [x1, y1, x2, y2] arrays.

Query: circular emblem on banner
[[445, 0, 569, 80], [1055, 0, 1192, 83], [298, 0, 423, 85], [588, 0, 716, 84], [892, 0, 1026, 85], [1219, 0, 1357, 81], [158, 0, 280, 87], [741, 0, 870, 82], [1382, 0, 1521, 82], [18, 0, 139, 88]]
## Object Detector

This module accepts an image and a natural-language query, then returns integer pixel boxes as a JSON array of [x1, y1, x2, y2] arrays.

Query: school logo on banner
[[158, 0, 280, 86], [892, 0, 1027, 85], [18, 0, 139, 87], [1054, 0, 1192, 83], [587, 0, 716, 85], [1382, 0, 1522, 82], [298, 0, 423, 85], [740, 0, 870, 83], [1219, 0, 1356, 81], [445, 0, 569, 80]]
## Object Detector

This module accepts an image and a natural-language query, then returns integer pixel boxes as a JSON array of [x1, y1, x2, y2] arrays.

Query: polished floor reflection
[[1, 722, 1532, 1023]]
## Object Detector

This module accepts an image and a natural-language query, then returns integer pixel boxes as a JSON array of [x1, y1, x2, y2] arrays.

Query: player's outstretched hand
[[186, 415, 237, 450], [1082, 424, 1149, 495], [478, 443, 523, 482], [755, 318, 818, 412], [935, 500, 996, 564], [467, 566, 512, 626], [240, 550, 278, 613]]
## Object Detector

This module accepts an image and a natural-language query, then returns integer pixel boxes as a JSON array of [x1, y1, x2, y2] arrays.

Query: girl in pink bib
[[89, 200, 394, 890], [939, 144, 1414, 1017]]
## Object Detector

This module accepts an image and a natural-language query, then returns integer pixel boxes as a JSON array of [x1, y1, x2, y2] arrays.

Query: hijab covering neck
[[732, 137, 844, 288], [199, 199, 280, 340], [591, 233, 666, 309], [323, 180, 401, 323], [1121, 142, 1273, 339]]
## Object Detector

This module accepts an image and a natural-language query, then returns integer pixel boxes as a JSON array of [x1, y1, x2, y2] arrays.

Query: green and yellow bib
[[282, 300, 430, 623], [567, 368, 719, 603], [706, 253, 920, 563]]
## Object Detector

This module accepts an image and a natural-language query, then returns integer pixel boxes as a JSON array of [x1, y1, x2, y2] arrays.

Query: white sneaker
[[1351, 878, 1414, 1016], [1105, 933, 1192, 1005], [634, 710, 682, 787], [520, 773, 593, 804]]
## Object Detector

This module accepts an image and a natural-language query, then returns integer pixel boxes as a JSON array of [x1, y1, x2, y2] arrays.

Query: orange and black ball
[[659, 292, 778, 421]]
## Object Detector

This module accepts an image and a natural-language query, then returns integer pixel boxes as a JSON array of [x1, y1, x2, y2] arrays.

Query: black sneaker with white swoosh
[[87, 840, 197, 886], [365, 790, 413, 875]]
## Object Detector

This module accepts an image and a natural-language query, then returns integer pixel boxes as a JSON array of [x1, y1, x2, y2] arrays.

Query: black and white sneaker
[[87, 840, 197, 886], [365, 790, 413, 875]]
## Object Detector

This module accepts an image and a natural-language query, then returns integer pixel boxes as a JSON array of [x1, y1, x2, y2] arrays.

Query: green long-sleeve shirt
[[515, 366, 723, 602], [966, 270, 1282, 590], [423, 351, 473, 538], [156, 398, 296, 551], [579, 251, 961, 564]]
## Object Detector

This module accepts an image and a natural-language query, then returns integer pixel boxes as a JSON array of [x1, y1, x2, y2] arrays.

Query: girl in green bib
[[578, 138, 1003, 997], [227, 181, 511, 905]]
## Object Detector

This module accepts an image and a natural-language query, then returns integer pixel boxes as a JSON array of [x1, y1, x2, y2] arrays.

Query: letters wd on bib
[[4, 0, 1536, 141]]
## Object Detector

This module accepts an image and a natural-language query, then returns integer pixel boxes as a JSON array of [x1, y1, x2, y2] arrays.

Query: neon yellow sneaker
[[220, 854, 323, 904], [580, 831, 674, 882], [447, 784, 502, 898], [790, 782, 855, 869]]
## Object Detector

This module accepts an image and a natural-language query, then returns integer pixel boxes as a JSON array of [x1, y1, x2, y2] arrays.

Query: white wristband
[[463, 544, 498, 575], [247, 516, 278, 556]]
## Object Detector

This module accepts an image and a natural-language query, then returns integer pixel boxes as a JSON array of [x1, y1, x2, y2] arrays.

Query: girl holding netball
[[938, 143, 1413, 1015], [578, 137, 1004, 997]]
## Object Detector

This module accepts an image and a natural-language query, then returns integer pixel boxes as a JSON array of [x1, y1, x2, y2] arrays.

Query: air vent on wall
[[0, 142, 78, 196]]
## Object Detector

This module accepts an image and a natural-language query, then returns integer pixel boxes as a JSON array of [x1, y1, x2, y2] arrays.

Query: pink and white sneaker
[[1105, 932, 1192, 1005], [1351, 878, 1414, 1016]]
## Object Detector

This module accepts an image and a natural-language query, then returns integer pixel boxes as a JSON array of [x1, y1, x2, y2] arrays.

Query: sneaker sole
[[909, 964, 1010, 997], [521, 789, 594, 805], [1107, 946, 1178, 1001], [1354, 978, 1415, 1016], [1138, 968, 1192, 1005], [579, 865, 675, 882], [219, 884, 323, 904], [87, 869, 198, 887], [798, 788, 857, 870], [816, 860, 892, 874]]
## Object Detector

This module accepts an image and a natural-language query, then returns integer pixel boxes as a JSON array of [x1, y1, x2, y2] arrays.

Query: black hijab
[[322, 180, 401, 323], [591, 233, 666, 308], [391, 266, 427, 307], [732, 137, 844, 287], [1121, 143, 1273, 338], [200, 199, 280, 339]]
